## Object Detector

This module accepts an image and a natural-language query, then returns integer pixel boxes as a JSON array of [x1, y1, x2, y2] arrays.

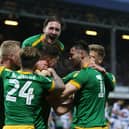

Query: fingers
[[47, 68, 55, 74], [35, 69, 51, 76]]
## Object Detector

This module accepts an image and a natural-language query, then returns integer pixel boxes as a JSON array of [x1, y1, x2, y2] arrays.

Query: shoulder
[[80, 67, 104, 80], [0, 67, 12, 77], [63, 71, 79, 83], [80, 67, 93, 74], [105, 72, 116, 82], [25, 34, 41, 41], [106, 72, 115, 78], [22, 34, 41, 47], [65, 71, 79, 77], [0, 66, 5, 74], [35, 73, 53, 83], [87, 67, 102, 74]]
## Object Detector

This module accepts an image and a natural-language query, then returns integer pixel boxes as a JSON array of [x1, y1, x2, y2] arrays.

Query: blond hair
[[0, 40, 20, 58], [89, 44, 105, 58]]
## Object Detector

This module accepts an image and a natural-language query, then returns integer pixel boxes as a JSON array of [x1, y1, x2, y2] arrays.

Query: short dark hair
[[20, 47, 40, 69], [40, 44, 60, 59], [72, 40, 89, 54], [43, 15, 65, 30]]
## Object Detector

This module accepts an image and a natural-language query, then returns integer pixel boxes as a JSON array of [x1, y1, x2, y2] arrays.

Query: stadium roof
[[63, 0, 129, 12]]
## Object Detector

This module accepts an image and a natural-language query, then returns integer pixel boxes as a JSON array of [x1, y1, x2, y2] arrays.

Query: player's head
[[43, 15, 64, 44], [89, 44, 105, 65], [0, 40, 21, 69], [69, 40, 89, 67], [38, 44, 60, 68], [20, 47, 40, 69]]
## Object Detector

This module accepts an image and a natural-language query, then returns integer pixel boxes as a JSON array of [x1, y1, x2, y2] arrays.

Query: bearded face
[[69, 47, 82, 67], [43, 21, 61, 44]]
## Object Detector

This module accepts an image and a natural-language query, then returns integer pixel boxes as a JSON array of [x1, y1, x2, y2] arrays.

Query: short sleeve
[[22, 37, 32, 48], [62, 71, 79, 84], [0, 66, 5, 76], [41, 76, 55, 92], [69, 68, 88, 89]]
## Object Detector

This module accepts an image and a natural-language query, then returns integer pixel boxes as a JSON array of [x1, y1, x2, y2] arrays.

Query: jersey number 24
[[6, 79, 34, 105]]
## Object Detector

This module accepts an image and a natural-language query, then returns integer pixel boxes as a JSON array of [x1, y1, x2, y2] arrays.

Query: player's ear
[[43, 26, 46, 33]]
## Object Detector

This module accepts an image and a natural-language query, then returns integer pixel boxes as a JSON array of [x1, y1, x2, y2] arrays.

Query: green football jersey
[[22, 34, 64, 51], [68, 67, 106, 128], [62, 71, 79, 84], [0, 68, 55, 128], [33, 99, 51, 129], [0, 75, 4, 128], [104, 72, 116, 100]]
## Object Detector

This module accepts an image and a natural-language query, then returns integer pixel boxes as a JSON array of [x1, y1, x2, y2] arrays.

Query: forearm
[[89, 63, 106, 73], [94, 64, 106, 73], [52, 71, 65, 91], [45, 68, 65, 91]]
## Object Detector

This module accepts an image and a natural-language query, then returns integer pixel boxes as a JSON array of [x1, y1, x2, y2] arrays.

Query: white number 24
[[6, 79, 34, 105]]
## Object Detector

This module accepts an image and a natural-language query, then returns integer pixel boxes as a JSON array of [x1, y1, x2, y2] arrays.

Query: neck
[[44, 38, 53, 44], [2, 60, 12, 69], [81, 57, 90, 68], [20, 68, 33, 73]]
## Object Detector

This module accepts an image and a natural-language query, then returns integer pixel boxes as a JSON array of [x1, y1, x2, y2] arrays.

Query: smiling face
[[44, 56, 59, 68], [0, 40, 21, 70], [43, 21, 61, 44], [35, 56, 59, 71], [89, 44, 105, 65], [89, 50, 103, 65], [35, 60, 48, 71]]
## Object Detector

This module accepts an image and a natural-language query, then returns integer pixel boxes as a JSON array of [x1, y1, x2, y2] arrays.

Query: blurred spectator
[[110, 100, 125, 129], [119, 103, 129, 129], [59, 112, 72, 129]]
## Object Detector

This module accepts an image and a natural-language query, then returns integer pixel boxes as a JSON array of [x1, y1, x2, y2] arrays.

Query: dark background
[[0, 0, 129, 86]]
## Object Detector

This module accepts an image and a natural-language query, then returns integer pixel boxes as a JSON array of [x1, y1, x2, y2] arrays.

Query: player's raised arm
[[47, 68, 65, 91]]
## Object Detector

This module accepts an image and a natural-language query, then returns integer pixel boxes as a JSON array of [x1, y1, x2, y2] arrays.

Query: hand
[[35, 69, 51, 76], [89, 63, 106, 73], [47, 68, 56, 76]]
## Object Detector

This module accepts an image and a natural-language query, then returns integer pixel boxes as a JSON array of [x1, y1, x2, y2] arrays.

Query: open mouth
[[49, 35, 57, 41]]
